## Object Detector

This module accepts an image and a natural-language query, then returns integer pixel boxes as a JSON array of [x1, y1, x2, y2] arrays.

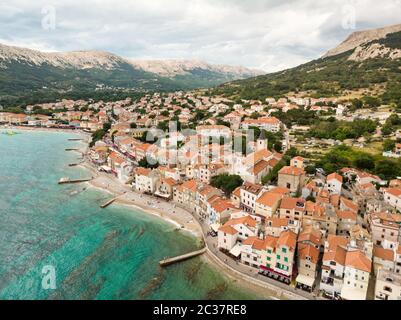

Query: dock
[[65, 148, 79, 151], [159, 248, 207, 267], [58, 177, 93, 184], [68, 138, 83, 141], [100, 192, 127, 208]]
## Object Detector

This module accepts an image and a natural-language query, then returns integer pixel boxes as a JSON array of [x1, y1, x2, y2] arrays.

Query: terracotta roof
[[280, 197, 305, 211], [373, 246, 394, 262], [336, 210, 357, 221], [345, 251, 372, 273], [327, 173, 343, 183], [232, 187, 241, 198], [225, 215, 258, 229], [298, 244, 320, 264], [384, 188, 401, 197], [218, 225, 238, 236], [327, 235, 350, 252], [256, 192, 283, 207], [250, 160, 270, 175], [277, 230, 297, 250], [136, 167, 151, 176], [324, 245, 347, 266], [298, 226, 323, 246], [279, 166, 305, 176]]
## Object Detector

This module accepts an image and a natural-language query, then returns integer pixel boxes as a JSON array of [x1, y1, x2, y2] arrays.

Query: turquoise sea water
[[0, 130, 260, 300]]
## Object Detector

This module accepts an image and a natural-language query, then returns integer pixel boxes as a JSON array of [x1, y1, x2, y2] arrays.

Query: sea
[[0, 129, 262, 300]]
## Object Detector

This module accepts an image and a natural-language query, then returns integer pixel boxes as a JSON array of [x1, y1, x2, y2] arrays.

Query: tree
[[383, 139, 396, 152], [138, 158, 159, 169], [90, 129, 106, 147], [210, 174, 243, 196], [353, 154, 375, 171]]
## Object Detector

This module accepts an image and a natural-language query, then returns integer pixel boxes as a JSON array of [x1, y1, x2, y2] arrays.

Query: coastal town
[[2, 89, 401, 301]]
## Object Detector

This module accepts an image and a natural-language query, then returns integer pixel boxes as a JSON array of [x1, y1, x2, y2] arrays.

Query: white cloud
[[0, 0, 401, 72]]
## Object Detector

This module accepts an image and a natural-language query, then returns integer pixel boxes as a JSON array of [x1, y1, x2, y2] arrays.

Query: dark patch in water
[[138, 268, 166, 299], [205, 282, 228, 300], [48, 230, 122, 300], [135, 227, 145, 241], [184, 262, 203, 284], [79, 276, 107, 300]]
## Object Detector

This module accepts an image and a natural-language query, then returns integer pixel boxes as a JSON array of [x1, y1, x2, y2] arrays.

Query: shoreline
[[16, 127, 301, 300], [80, 160, 204, 239]]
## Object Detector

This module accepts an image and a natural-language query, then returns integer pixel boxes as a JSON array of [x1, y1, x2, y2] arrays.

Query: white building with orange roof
[[290, 156, 305, 169], [155, 177, 178, 200], [207, 196, 236, 225], [368, 212, 401, 249], [230, 187, 241, 208], [373, 246, 395, 275], [278, 197, 306, 222], [278, 166, 306, 194], [274, 230, 298, 281], [264, 217, 300, 237], [320, 235, 350, 298], [341, 250, 372, 300], [240, 117, 282, 133], [241, 237, 267, 269], [218, 225, 239, 251], [327, 173, 343, 195], [134, 167, 160, 194], [336, 210, 358, 236], [382, 188, 401, 212], [375, 268, 401, 300], [255, 191, 283, 219], [173, 179, 198, 210], [195, 184, 223, 219], [296, 242, 321, 292], [239, 182, 265, 213]]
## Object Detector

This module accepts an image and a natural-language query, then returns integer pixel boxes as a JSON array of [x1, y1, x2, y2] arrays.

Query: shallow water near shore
[[0, 130, 262, 300]]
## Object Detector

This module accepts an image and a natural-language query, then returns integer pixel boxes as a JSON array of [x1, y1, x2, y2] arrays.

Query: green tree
[[210, 174, 243, 196]]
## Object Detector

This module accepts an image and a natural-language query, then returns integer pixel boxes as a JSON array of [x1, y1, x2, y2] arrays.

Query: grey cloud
[[0, 0, 400, 71]]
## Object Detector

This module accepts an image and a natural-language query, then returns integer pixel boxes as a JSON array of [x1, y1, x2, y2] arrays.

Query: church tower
[[256, 130, 268, 151]]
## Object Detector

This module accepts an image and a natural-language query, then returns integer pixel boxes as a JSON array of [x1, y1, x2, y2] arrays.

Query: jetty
[[100, 192, 127, 208], [58, 177, 93, 185], [68, 138, 83, 141], [159, 248, 206, 267], [65, 148, 79, 151]]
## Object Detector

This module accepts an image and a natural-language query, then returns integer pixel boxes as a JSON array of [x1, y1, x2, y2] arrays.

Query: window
[[277, 255, 281, 260], [284, 257, 288, 263], [282, 248, 287, 253]]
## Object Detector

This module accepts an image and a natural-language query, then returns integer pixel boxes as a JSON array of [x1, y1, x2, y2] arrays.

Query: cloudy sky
[[1, 0, 401, 72]]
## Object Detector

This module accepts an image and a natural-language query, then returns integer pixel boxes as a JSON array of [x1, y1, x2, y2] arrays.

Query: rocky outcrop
[[323, 23, 401, 58]]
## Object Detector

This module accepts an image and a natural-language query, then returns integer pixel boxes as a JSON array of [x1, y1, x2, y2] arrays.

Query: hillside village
[[2, 90, 401, 300]]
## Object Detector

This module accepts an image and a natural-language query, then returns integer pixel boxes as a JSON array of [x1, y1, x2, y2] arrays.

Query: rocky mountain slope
[[0, 43, 262, 106], [323, 23, 401, 58], [216, 23, 401, 106]]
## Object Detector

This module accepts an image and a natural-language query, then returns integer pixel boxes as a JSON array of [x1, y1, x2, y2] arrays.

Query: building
[[341, 250, 372, 300], [255, 191, 283, 219], [382, 188, 401, 212], [375, 269, 401, 300], [240, 182, 264, 213], [368, 212, 401, 248], [327, 173, 343, 195], [134, 167, 160, 194], [278, 166, 306, 195], [240, 117, 282, 133]]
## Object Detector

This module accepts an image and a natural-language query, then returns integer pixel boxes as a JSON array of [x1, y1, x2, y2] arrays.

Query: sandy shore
[[80, 161, 204, 239]]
